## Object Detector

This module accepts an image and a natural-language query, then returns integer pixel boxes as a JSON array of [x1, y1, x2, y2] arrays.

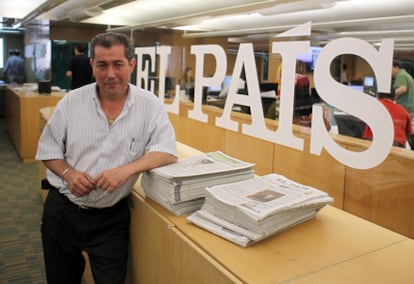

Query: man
[[66, 44, 93, 89], [362, 88, 413, 148], [36, 32, 177, 284], [4, 49, 25, 84], [392, 60, 414, 148]]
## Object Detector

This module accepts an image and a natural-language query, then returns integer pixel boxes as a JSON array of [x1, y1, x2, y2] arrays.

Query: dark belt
[[43, 179, 128, 213]]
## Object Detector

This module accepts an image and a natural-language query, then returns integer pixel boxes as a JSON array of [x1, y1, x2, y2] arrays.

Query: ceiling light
[[68, 6, 103, 22], [258, 0, 337, 16], [337, 29, 414, 36]]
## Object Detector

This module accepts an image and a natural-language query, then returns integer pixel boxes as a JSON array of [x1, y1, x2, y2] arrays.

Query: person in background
[[179, 67, 195, 96], [293, 60, 313, 118], [4, 49, 25, 84], [36, 32, 178, 284], [266, 60, 313, 121], [392, 59, 414, 149], [362, 88, 413, 148], [274, 63, 282, 96], [66, 44, 93, 89], [341, 64, 349, 85]]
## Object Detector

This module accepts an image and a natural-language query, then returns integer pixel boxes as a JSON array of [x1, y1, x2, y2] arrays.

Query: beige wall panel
[[273, 131, 346, 209], [168, 103, 226, 153], [344, 145, 414, 238], [169, 112, 225, 153], [224, 130, 274, 175]]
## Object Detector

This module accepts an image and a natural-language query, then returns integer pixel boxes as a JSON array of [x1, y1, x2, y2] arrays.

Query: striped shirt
[[36, 83, 177, 208]]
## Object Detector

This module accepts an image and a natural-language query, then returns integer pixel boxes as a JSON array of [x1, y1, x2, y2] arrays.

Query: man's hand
[[95, 168, 130, 193], [65, 169, 96, 197]]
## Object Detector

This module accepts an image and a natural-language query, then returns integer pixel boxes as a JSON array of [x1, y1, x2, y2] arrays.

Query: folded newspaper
[[141, 151, 255, 215], [187, 173, 333, 247]]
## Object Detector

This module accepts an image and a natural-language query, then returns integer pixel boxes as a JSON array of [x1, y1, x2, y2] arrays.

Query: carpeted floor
[[0, 118, 46, 283]]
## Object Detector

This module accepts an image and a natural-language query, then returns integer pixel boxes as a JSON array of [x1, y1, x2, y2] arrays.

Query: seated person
[[179, 67, 195, 96], [266, 61, 313, 120], [293, 63, 313, 117], [362, 88, 413, 148]]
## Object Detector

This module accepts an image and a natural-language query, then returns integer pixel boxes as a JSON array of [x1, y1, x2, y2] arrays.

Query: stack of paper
[[187, 173, 333, 247], [141, 151, 255, 216]]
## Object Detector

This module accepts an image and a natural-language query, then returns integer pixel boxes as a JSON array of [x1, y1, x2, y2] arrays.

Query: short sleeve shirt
[[36, 83, 177, 208]]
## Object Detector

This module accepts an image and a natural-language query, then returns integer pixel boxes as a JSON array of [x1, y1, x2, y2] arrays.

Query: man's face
[[91, 44, 136, 97], [392, 66, 399, 78]]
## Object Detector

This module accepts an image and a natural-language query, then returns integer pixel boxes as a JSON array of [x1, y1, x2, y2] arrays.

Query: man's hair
[[392, 60, 402, 69], [90, 32, 134, 61], [75, 44, 86, 54], [377, 87, 396, 100]]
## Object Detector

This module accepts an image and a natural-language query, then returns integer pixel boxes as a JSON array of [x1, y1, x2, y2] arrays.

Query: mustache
[[103, 79, 121, 85]]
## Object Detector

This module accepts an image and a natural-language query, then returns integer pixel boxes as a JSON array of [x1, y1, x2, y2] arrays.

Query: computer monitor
[[259, 82, 278, 92], [364, 76, 374, 87], [223, 76, 232, 89], [38, 80, 51, 94], [363, 76, 377, 96], [334, 114, 365, 138], [296, 46, 323, 71]]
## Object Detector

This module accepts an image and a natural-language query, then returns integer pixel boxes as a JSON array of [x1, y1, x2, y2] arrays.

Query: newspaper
[[147, 151, 255, 179], [188, 208, 319, 247], [204, 173, 333, 221], [187, 173, 333, 246], [187, 211, 251, 247], [141, 151, 255, 215], [142, 169, 254, 203]]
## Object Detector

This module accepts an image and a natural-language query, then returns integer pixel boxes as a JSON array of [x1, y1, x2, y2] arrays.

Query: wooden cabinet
[[6, 86, 64, 162]]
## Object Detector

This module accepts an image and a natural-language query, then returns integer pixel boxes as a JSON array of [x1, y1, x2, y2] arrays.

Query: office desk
[[207, 97, 226, 108], [6, 86, 64, 162], [127, 142, 414, 284]]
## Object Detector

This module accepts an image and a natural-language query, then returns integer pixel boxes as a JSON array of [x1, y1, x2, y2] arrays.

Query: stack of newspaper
[[187, 173, 333, 247], [141, 151, 255, 216]]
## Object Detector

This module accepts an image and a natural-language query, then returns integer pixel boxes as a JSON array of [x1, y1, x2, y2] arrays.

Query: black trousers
[[41, 189, 130, 284]]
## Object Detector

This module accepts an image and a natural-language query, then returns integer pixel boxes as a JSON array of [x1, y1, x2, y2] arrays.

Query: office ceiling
[[1, 0, 414, 51]]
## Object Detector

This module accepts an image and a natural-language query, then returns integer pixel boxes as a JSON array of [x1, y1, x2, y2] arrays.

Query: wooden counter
[[6, 85, 64, 162], [127, 142, 414, 284]]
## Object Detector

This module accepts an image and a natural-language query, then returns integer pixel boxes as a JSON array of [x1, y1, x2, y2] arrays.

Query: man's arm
[[95, 151, 177, 193], [395, 85, 407, 99], [43, 159, 96, 197]]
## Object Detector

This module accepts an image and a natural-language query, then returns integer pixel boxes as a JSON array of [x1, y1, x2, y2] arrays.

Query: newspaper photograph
[[205, 173, 333, 221]]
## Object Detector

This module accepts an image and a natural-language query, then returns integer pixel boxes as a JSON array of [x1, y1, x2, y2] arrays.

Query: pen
[[130, 137, 135, 150]]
